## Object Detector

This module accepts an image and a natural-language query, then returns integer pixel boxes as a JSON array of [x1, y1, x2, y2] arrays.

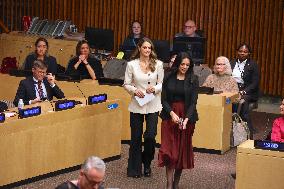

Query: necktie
[[37, 81, 44, 99]]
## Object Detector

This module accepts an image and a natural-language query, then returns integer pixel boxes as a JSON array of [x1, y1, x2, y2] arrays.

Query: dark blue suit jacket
[[13, 76, 65, 106]]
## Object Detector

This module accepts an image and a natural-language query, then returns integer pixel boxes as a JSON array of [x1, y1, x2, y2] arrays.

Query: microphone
[[75, 83, 88, 105], [48, 99, 55, 112], [262, 117, 271, 140]]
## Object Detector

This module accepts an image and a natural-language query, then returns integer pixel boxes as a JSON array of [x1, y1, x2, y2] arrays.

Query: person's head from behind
[[131, 20, 142, 38], [213, 56, 232, 75], [78, 156, 106, 189], [172, 52, 194, 75], [280, 99, 284, 116], [76, 40, 90, 56], [237, 43, 252, 62], [35, 37, 48, 57], [32, 60, 47, 81], [183, 20, 197, 37]]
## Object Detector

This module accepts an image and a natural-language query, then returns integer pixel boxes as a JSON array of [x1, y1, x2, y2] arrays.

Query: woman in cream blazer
[[124, 37, 164, 178]]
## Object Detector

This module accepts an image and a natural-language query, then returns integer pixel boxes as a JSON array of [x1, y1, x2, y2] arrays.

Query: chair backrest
[[195, 29, 204, 37], [249, 102, 258, 110], [152, 39, 170, 63], [103, 58, 128, 80], [193, 65, 212, 86]]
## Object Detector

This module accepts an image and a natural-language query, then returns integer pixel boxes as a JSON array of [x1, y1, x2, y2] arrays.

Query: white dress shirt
[[232, 59, 247, 84], [124, 59, 164, 114], [33, 77, 48, 99]]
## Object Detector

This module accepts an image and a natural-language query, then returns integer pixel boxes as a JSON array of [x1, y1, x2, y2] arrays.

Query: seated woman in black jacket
[[122, 20, 145, 47], [65, 40, 103, 80], [230, 43, 259, 139], [24, 37, 58, 75]]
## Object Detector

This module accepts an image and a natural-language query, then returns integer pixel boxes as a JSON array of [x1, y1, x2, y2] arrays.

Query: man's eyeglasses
[[184, 25, 195, 29], [83, 172, 104, 187]]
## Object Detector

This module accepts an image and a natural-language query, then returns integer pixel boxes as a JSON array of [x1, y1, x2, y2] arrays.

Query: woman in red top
[[271, 99, 284, 142]]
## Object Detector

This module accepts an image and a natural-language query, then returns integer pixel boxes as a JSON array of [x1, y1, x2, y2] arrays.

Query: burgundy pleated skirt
[[158, 101, 195, 169]]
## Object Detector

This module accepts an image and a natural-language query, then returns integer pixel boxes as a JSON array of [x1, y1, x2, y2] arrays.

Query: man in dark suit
[[231, 43, 260, 139], [13, 60, 65, 106]]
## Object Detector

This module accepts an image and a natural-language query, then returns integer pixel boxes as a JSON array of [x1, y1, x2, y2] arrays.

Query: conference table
[[1, 74, 237, 154], [0, 73, 238, 185], [0, 95, 122, 186], [236, 140, 284, 189]]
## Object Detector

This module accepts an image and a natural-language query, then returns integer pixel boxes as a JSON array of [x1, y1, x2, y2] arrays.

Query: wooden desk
[[0, 75, 237, 153], [236, 140, 284, 189], [75, 80, 163, 143], [76, 80, 132, 142], [57, 81, 87, 104], [193, 93, 237, 153], [0, 100, 122, 186]]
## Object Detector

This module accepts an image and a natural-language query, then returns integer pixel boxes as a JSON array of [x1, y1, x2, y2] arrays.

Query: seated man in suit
[[55, 156, 106, 189], [175, 19, 200, 37], [13, 60, 65, 106]]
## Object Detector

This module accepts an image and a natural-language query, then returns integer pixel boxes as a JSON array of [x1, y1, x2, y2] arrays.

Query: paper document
[[4, 112, 17, 117], [135, 93, 155, 106]]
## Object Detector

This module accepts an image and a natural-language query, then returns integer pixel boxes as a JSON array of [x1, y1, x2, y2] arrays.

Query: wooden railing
[[0, 0, 283, 96]]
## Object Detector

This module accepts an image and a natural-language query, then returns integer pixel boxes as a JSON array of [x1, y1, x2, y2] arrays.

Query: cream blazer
[[124, 59, 164, 114]]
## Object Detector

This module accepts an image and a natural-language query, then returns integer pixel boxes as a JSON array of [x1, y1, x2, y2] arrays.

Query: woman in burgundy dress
[[158, 52, 199, 189]]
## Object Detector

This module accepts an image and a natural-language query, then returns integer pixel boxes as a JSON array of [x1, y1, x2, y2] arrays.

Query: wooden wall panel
[[0, 0, 283, 96]]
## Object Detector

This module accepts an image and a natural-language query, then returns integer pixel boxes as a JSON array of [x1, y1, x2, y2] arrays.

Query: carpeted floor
[[10, 111, 280, 189]]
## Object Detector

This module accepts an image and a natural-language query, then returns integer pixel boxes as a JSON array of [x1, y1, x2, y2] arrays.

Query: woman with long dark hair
[[158, 52, 199, 189]]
